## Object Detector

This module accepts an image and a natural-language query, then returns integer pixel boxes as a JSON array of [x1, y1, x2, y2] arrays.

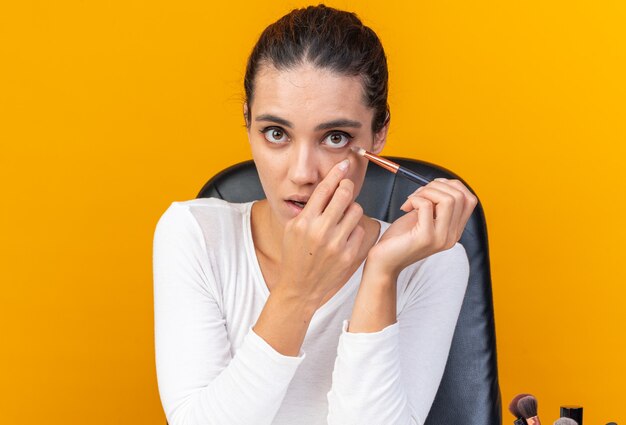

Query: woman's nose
[[287, 142, 320, 186]]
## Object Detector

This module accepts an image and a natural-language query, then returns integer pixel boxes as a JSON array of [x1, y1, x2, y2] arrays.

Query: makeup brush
[[554, 418, 578, 425], [509, 394, 531, 425], [518, 395, 541, 425], [350, 146, 432, 186]]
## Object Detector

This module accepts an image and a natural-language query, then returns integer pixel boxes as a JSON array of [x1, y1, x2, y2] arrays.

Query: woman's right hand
[[278, 159, 368, 307]]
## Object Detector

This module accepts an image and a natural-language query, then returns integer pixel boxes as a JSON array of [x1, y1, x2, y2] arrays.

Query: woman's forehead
[[251, 63, 374, 124]]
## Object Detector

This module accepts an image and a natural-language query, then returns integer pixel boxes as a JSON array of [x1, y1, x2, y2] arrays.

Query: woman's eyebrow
[[314, 119, 362, 131], [255, 114, 293, 128]]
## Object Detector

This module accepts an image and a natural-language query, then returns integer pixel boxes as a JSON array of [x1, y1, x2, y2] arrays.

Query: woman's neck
[[250, 200, 284, 266]]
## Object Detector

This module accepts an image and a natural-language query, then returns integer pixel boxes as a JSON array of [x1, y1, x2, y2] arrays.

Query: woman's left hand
[[366, 178, 478, 277]]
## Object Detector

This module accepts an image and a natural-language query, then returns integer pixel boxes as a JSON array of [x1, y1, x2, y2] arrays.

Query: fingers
[[430, 180, 464, 234], [400, 186, 425, 211], [439, 178, 479, 232], [418, 185, 457, 243], [432, 178, 478, 239], [335, 201, 364, 241], [411, 196, 436, 240], [400, 178, 478, 247], [322, 179, 356, 225], [305, 159, 350, 217], [402, 184, 457, 225], [344, 223, 366, 261]]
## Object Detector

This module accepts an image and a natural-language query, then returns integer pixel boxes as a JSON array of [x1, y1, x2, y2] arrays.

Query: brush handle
[[396, 166, 431, 186]]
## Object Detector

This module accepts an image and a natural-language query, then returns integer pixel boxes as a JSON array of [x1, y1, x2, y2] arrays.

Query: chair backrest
[[197, 157, 502, 425]]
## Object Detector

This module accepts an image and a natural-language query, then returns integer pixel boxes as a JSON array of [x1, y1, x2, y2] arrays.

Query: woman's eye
[[262, 127, 288, 144], [323, 132, 352, 149]]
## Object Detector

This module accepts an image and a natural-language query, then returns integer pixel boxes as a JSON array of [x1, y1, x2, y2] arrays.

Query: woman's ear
[[371, 114, 390, 155], [243, 103, 250, 129]]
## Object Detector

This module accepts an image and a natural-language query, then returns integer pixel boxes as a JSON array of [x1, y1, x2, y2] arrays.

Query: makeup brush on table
[[509, 394, 531, 425], [518, 395, 542, 425], [350, 146, 432, 186], [554, 418, 578, 425]]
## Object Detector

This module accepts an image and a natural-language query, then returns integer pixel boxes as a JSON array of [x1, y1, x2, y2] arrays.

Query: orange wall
[[1, 1, 624, 423]]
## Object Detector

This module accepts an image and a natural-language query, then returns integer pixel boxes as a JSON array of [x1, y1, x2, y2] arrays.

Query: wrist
[[363, 258, 402, 283], [349, 268, 398, 333], [273, 281, 322, 315]]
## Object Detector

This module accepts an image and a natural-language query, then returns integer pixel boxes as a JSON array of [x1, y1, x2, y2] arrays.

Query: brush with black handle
[[350, 146, 432, 186]]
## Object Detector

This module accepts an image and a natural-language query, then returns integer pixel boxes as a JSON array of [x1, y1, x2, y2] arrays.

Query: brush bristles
[[518, 395, 539, 419], [509, 393, 531, 417], [350, 146, 366, 156], [554, 418, 578, 425]]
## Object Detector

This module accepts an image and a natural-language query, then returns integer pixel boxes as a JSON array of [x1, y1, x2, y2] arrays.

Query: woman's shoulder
[[156, 198, 254, 241], [160, 197, 253, 220], [164, 197, 251, 213]]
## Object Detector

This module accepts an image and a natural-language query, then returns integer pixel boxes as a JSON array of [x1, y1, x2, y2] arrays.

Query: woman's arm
[[344, 262, 398, 333], [153, 203, 306, 425], [252, 159, 373, 356], [326, 243, 470, 425], [327, 177, 477, 424]]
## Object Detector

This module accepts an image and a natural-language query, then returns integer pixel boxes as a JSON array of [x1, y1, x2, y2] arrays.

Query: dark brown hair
[[243, 4, 389, 133]]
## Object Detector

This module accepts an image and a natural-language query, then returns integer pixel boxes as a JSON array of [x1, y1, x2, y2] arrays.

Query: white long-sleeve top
[[153, 198, 470, 425]]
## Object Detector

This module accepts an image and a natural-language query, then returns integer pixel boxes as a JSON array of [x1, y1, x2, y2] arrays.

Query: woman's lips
[[286, 200, 306, 212]]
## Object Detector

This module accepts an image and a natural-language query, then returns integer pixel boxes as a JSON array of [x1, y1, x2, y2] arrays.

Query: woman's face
[[245, 62, 388, 227]]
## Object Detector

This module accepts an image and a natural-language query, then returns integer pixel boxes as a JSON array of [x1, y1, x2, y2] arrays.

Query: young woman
[[153, 5, 478, 425]]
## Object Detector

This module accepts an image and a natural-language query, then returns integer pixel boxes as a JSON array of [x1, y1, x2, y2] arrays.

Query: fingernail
[[338, 159, 349, 171], [416, 186, 424, 192]]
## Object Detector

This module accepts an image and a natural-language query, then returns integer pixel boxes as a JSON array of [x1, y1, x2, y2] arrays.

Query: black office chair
[[196, 157, 502, 425]]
